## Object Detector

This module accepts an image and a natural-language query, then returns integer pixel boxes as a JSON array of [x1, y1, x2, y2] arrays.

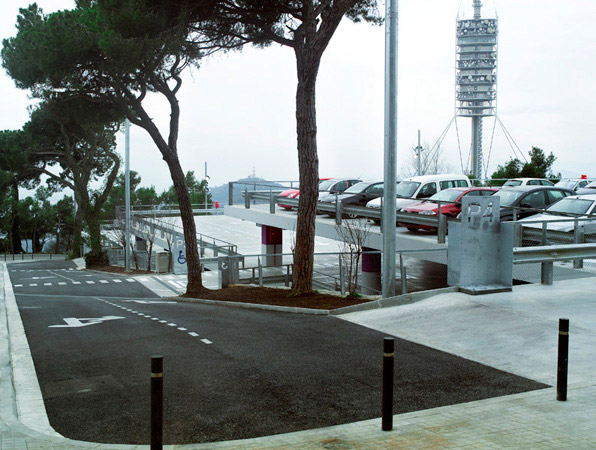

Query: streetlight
[[382, 0, 399, 298]]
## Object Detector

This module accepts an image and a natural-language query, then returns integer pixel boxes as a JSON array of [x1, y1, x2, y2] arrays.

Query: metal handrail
[[514, 243, 596, 264]]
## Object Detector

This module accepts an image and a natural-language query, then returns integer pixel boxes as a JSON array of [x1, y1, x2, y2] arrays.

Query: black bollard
[[151, 355, 164, 449], [557, 319, 569, 401], [382, 337, 394, 431]]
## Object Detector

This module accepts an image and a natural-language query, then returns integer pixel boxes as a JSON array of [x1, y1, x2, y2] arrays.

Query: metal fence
[[1, 253, 67, 262], [218, 248, 447, 296]]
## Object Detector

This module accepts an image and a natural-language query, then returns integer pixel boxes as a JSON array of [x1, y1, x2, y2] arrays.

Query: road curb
[[1, 262, 61, 437], [176, 296, 332, 315]]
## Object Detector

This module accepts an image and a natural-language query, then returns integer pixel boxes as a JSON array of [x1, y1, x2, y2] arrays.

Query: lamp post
[[125, 119, 131, 271], [382, 0, 399, 298], [415, 130, 423, 176]]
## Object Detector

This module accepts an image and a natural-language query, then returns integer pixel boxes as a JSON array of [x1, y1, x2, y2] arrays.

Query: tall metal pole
[[416, 130, 422, 176], [382, 0, 398, 299], [204, 161, 208, 211], [471, 0, 483, 181], [125, 119, 131, 271]]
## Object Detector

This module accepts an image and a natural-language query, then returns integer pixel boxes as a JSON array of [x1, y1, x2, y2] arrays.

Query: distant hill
[[209, 176, 287, 206]]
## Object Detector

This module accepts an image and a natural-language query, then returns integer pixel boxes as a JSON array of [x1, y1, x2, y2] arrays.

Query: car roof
[[496, 186, 568, 192], [441, 187, 496, 192], [402, 173, 469, 183], [567, 194, 596, 201]]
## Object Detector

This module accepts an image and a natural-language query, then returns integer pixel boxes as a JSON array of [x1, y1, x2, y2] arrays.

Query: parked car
[[399, 187, 498, 231], [367, 174, 471, 223], [555, 178, 591, 192], [490, 186, 574, 221], [319, 181, 385, 218], [278, 178, 332, 210], [574, 180, 596, 195], [316, 178, 361, 201], [518, 194, 596, 234], [502, 178, 554, 187]]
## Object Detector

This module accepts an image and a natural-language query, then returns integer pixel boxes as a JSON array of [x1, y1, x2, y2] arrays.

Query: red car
[[278, 178, 333, 210], [399, 187, 497, 231]]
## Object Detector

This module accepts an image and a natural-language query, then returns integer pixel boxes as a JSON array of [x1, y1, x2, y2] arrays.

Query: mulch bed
[[87, 265, 375, 310], [88, 265, 154, 275], [183, 285, 375, 310]]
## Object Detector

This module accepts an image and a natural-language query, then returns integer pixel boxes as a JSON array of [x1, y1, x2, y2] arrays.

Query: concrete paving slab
[[339, 277, 596, 386]]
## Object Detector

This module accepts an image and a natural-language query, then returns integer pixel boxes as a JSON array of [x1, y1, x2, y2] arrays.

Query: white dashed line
[[86, 281, 95, 284], [178, 327, 187, 331], [188, 332, 199, 337], [72, 281, 81, 285], [151, 318, 159, 321], [113, 279, 122, 283], [159, 320, 167, 323], [126, 279, 135, 283], [44, 283, 51, 286], [30, 284, 37, 287], [99, 280, 109, 284], [200, 339, 212, 345], [167, 323, 177, 327], [14, 284, 23, 287], [58, 282, 67, 286]]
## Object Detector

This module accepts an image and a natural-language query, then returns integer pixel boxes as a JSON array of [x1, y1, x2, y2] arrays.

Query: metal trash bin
[[155, 251, 170, 273]]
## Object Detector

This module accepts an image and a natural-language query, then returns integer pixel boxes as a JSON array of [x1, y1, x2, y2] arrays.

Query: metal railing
[[513, 243, 596, 285], [217, 248, 447, 296], [1, 253, 67, 262]]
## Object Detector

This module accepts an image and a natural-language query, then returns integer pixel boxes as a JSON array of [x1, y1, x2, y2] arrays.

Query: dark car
[[399, 187, 497, 231], [317, 178, 361, 200], [319, 181, 385, 218], [490, 186, 574, 221]]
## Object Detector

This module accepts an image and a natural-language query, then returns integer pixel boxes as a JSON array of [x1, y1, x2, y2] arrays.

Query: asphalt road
[[10, 261, 547, 445]]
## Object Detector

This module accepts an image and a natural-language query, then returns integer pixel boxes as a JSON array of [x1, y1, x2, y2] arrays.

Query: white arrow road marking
[[49, 316, 125, 328]]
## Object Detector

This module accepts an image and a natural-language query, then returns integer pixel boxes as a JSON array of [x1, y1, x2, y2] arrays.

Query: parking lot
[[9, 260, 546, 445]]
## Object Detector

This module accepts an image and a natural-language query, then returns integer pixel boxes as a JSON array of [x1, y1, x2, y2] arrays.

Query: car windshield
[[503, 180, 522, 186], [429, 190, 462, 203], [319, 180, 336, 191], [343, 182, 370, 194], [584, 181, 596, 189], [395, 181, 421, 198], [491, 189, 524, 207], [554, 181, 576, 190], [546, 198, 594, 215]]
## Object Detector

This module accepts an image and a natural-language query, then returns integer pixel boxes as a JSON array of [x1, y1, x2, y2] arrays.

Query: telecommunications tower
[[455, 0, 498, 180]]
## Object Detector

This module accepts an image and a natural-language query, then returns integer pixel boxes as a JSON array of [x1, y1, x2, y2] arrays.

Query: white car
[[502, 178, 554, 187], [518, 194, 596, 233], [366, 174, 471, 215], [555, 179, 591, 192]]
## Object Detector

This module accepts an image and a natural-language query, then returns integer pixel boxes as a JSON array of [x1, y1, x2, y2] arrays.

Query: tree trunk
[[292, 50, 321, 293], [71, 196, 84, 259], [128, 98, 205, 296], [10, 181, 24, 254], [162, 155, 204, 295], [85, 211, 102, 255]]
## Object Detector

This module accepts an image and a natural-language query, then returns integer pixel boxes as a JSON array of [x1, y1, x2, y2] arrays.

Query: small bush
[[85, 249, 109, 268]]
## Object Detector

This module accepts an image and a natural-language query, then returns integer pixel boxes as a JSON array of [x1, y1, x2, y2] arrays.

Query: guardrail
[[1, 253, 66, 261], [513, 243, 596, 285]]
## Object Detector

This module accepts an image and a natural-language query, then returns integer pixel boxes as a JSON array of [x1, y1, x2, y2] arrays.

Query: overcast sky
[[2, 0, 596, 195]]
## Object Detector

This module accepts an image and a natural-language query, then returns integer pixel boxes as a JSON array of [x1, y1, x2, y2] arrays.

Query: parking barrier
[[557, 319, 569, 401], [151, 355, 164, 449], [382, 337, 394, 431]]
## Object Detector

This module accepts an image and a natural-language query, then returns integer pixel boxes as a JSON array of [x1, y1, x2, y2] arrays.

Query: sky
[[1, 0, 596, 197]]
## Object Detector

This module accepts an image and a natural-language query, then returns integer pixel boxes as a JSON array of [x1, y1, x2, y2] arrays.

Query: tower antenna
[[455, 0, 498, 180]]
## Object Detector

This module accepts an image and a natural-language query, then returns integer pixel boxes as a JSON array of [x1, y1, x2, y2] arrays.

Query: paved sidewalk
[[2, 262, 595, 448]]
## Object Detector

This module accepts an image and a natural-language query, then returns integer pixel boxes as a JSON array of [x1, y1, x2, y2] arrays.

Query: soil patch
[[86, 266, 376, 309], [183, 285, 374, 310]]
